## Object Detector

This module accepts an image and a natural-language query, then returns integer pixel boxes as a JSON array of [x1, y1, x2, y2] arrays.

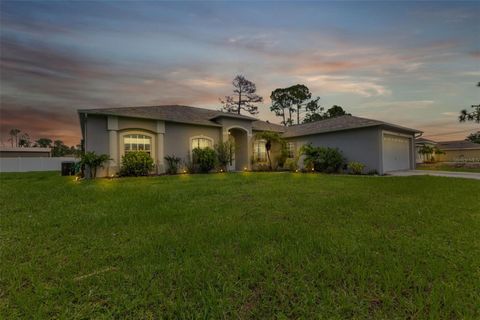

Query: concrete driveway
[[388, 170, 480, 180]]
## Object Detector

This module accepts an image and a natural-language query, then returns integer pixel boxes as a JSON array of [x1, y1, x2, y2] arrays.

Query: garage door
[[383, 134, 411, 172]]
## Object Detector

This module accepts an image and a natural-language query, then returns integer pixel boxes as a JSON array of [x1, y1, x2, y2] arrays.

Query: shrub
[[79, 151, 110, 179], [164, 155, 181, 174], [192, 147, 216, 173], [300, 144, 344, 173], [284, 158, 299, 172], [119, 151, 154, 176], [347, 161, 365, 175], [215, 141, 234, 171]]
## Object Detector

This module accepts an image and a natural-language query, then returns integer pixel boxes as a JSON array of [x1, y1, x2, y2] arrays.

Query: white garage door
[[383, 134, 411, 172]]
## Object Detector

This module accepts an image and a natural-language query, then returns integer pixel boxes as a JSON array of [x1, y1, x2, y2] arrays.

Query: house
[[415, 137, 437, 163], [435, 140, 480, 162], [78, 105, 421, 176], [0, 146, 51, 158]]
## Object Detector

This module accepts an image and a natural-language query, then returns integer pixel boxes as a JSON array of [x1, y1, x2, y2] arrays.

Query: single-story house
[[415, 137, 438, 163], [435, 140, 480, 162], [0, 146, 51, 158], [78, 105, 421, 176]]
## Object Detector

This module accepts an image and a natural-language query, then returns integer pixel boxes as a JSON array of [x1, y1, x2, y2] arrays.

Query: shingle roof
[[436, 140, 480, 150], [282, 115, 420, 138], [252, 121, 286, 133], [78, 105, 257, 127], [415, 137, 437, 144], [78, 105, 420, 137]]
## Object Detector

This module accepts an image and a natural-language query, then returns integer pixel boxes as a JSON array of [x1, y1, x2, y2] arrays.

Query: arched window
[[191, 137, 213, 150], [253, 139, 267, 162], [124, 134, 152, 154]]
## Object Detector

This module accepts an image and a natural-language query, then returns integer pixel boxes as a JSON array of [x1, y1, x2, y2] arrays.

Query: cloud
[[298, 75, 390, 97]]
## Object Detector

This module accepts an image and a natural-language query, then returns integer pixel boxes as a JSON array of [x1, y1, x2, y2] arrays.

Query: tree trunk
[[238, 91, 242, 114], [297, 106, 300, 124], [282, 110, 286, 126]]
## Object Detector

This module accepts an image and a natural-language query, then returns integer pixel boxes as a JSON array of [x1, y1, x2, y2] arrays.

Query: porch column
[[156, 121, 165, 174], [247, 133, 253, 170], [107, 116, 119, 175]]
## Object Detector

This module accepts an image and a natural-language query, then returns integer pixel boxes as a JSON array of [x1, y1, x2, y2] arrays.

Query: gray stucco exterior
[[286, 127, 382, 173]]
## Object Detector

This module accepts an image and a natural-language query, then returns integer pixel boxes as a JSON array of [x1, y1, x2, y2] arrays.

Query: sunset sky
[[1, 1, 479, 146]]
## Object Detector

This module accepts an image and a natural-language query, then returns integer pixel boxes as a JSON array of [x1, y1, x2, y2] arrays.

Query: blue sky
[[1, 1, 479, 144]]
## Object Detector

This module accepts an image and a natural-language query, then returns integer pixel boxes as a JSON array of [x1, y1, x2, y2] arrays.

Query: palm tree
[[9, 129, 21, 147], [254, 131, 283, 170]]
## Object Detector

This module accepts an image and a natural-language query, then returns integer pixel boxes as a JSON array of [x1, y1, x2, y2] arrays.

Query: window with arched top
[[191, 137, 213, 151], [124, 134, 152, 154]]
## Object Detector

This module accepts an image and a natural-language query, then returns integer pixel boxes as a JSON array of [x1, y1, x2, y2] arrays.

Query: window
[[253, 140, 267, 162], [286, 142, 295, 158], [124, 134, 152, 154], [191, 137, 213, 150]]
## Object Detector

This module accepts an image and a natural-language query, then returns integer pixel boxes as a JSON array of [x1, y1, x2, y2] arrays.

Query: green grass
[[1, 172, 479, 319], [417, 164, 480, 173]]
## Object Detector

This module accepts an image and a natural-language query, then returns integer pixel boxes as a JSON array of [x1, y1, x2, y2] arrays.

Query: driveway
[[388, 170, 480, 180]]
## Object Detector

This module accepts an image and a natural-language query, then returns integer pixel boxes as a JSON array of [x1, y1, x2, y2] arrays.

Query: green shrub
[[215, 141, 234, 171], [192, 147, 216, 173], [164, 155, 181, 174], [284, 158, 299, 172], [300, 144, 344, 173], [79, 151, 110, 179], [119, 151, 154, 176], [347, 161, 365, 175]]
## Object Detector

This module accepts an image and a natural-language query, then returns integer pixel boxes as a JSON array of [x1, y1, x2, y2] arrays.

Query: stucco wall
[[85, 115, 109, 155], [163, 122, 222, 162], [285, 127, 381, 173], [118, 117, 157, 132]]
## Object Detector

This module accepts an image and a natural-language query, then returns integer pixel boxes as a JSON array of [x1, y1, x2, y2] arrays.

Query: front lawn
[[417, 163, 480, 173], [1, 172, 479, 318]]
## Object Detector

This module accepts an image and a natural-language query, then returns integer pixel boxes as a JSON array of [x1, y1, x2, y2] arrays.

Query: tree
[[18, 133, 31, 147], [52, 140, 70, 157], [459, 82, 480, 124], [270, 84, 319, 125], [8, 128, 21, 147], [220, 75, 263, 115], [35, 138, 52, 148], [289, 84, 312, 125], [324, 105, 350, 118], [270, 87, 293, 126], [303, 104, 350, 123], [254, 131, 283, 170], [303, 98, 324, 123], [466, 131, 480, 144]]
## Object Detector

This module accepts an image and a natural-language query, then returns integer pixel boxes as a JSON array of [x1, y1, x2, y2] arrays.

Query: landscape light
[[244, 167, 247, 171]]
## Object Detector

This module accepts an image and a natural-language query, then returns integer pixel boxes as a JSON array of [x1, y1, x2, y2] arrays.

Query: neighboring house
[[415, 137, 437, 163], [435, 140, 480, 162], [0, 147, 51, 158], [78, 105, 421, 176]]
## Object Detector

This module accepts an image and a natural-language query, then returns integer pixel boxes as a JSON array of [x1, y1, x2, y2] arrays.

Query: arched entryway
[[227, 127, 249, 171]]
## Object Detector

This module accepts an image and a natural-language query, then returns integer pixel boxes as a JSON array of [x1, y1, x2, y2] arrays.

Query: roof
[[78, 105, 258, 127], [0, 147, 51, 152], [282, 115, 420, 138], [415, 137, 437, 145], [436, 140, 480, 150], [252, 121, 286, 133], [78, 105, 420, 137]]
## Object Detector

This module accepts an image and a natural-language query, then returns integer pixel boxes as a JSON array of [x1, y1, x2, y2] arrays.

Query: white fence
[[0, 157, 77, 173]]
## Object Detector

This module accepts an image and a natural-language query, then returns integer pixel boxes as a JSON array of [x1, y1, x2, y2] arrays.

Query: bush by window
[[192, 147, 216, 173], [119, 151, 154, 176]]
